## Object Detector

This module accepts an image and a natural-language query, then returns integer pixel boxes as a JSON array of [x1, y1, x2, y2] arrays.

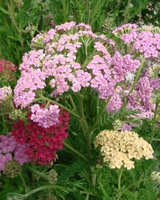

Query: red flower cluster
[[11, 108, 69, 165], [0, 59, 17, 81]]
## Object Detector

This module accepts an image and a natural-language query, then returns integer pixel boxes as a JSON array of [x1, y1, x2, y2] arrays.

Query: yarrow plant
[[1, 21, 159, 199]]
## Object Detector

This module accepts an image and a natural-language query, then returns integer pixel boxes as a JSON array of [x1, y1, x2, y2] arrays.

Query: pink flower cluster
[[129, 75, 153, 110], [0, 86, 12, 104], [120, 70, 160, 131], [13, 22, 118, 109], [116, 27, 160, 58], [14, 22, 145, 115], [0, 133, 28, 174], [112, 23, 138, 34], [14, 67, 46, 108], [11, 109, 69, 165], [30, 104, 60, 128]]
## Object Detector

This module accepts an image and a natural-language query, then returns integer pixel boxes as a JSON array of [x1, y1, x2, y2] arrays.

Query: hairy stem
[[150, 101, 159, 144], [40, 95, 81, 119], [63, 141, 88, 161], [117, 168, 123, 200], [20, 172, 29, 193], [122, 56, 145, 110]]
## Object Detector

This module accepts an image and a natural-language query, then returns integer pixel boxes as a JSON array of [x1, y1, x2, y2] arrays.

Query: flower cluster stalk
[[150, 101, 159, 144], [122, 56, 145, 110]]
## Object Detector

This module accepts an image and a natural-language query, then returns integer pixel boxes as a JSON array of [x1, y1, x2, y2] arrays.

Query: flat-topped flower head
[[113, 25, 160, 59], [94, 130, 154, 170], [11, 108, 69, 165], [14, 22, 142, 115]]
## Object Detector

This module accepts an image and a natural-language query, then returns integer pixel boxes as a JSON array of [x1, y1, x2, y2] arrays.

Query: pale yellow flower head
[[94, 130, 154, 170]]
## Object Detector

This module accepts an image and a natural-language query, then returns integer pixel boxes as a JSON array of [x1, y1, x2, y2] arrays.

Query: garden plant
[[0, 0, 160, 200]]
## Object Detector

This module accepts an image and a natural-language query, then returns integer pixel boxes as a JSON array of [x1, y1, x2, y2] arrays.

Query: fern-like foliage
[[57, 159, 89, 185]]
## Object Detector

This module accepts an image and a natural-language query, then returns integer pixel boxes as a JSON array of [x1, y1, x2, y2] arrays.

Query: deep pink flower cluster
[[0, 133, 28, 174], [11, 108, 69, 165], [46, 14, 54, 27], [30, 104, 60, 128], [0, 59, 17, 81]]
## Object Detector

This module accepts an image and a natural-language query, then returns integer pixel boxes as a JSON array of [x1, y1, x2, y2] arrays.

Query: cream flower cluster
[[94, 130, 154, 170]]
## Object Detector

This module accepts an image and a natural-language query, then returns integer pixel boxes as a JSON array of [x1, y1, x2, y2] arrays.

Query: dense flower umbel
[[11, 108, 69, 165], [113, 24, 160, 59], [14, 21, 140, 110], [0, 59, 17, 82], [0, 133, 28, 175], [30, 104, 60, 128], [94, 130, 154, 170]]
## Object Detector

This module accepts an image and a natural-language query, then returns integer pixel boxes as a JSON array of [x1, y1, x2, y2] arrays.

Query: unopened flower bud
[[112, 119, 123, 131], [9, 109, 23, 121], [4, 160, 22, 178], [48, 169, 58, 184], [151, 171, 160, 183], [30, 33, 46, 50], [0, 86, 13, 112], [13, 0, 23, 11], [101, 18, 114, 33]]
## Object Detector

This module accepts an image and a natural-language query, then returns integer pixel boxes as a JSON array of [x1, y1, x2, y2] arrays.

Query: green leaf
[[0, 7, 10, 15], [7, 36, 21, 42], [57, 160, 89, 184], [19, 7, 39, 29], [16, 0, 31, 21], [123, 190, 137, 200]]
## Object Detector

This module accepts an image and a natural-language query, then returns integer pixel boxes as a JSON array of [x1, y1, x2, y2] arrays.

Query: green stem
[[93, 83, 119, 130], [87, 0, 90, 24], [122, 56, 145, 111], [152, 138, 160, 141], [24, 185, 75, 198], [150, 101, 159, 144], [90, 166, 97, 187], [62, 0, 67, 22], [40, 95, 80, 119], [63, 141, 88, 161], [117, 168, 123, 200], [124, 0, 131, 23], [5, 0, 24, 51], [93, 95, 111, 130], [77, 94, 90, 133], [123, 178, 150, 192], [28, 166, 48, 180], [19, 172, 29, 193], [99, 182, 112, 200], [68, 95, 77, 111]]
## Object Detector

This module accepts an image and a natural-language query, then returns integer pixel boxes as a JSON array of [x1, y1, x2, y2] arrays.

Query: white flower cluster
[[94, 130, 154, 170]]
